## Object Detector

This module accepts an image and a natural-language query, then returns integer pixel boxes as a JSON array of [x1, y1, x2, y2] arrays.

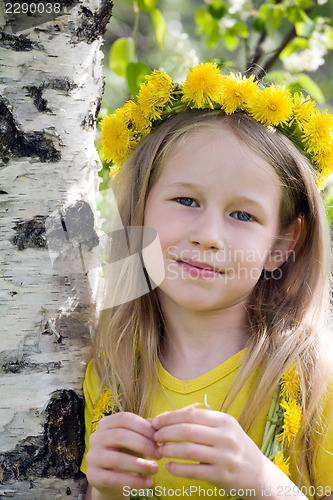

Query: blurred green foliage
[[97, 0, 333, 215]]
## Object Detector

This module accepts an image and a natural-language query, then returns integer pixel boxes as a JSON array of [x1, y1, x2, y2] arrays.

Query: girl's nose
[[189, 211, 225, 251]]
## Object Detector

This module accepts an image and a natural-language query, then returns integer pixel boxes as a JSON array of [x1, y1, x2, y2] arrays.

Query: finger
[[151, 407, 224, 430], [90, 427, 160, 460], [158, 441, 218, 464], [87, 448, 159, 475], [154, 423, 216, 447], [165, 461, 213, 482], [98, 412, 156, 440], [87, 467, 155, 491]]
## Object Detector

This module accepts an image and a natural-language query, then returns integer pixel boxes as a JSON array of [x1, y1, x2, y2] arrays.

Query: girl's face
[[144, 127, 285, 314]]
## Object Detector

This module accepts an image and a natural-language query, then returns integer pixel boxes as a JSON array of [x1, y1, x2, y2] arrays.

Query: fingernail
[[145, 477, 154, 487], [150, 461, 159, 471]]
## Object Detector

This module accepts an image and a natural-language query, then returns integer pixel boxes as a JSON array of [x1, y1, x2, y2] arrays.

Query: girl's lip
[[177, 259, 223, 275]]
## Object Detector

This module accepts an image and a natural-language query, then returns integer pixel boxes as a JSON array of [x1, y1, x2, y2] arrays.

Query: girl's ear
[[264, 217, 302, 272]]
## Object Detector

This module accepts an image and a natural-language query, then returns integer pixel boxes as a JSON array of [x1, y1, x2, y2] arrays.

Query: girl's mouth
[[176, 259, 223, 278]]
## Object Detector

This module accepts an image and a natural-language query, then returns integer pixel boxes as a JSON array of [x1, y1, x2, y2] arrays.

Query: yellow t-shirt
[[81, 350, 333, 499]]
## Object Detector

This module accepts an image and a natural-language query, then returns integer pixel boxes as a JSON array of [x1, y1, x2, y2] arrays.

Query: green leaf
[[137, 0, 157, 12], [224, 29, 238, 51], [195, 8, 219, 48], [287, 6, 309, 24], [233, 22, 249, 39], [326, 27, 333, 50], [272, 4, 285, 31], [324, 194, 333, 224], [295, 17, 315, 37], [296, 74, 325, 103], [196, 7, 207, 28], [150, 8, 166, 50], [253, 15, 265, 33], [126, 61, 150, 97], [261, 4, 286, 36], [295, 11, 316, 38], [265, 6, 275, 38], [255, 3, 269, 32], [206, 20, 220, 48], [196, 7, 213, 32], [109, 37, 135, 78], [279, 37, 309, 60], [208, 0, 226, 20]]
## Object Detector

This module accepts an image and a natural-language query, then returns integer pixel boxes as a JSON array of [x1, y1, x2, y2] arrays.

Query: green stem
[[133, 0, 140, 62], [261, 386, 279, 449], [261, 423, 276, 455], [162, 101, 187, 117]]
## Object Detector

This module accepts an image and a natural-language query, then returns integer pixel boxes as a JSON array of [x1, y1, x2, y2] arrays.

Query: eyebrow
[[233, 196, 267, 213], [168, 182, 267, 212], [168, 181, 202, 190]]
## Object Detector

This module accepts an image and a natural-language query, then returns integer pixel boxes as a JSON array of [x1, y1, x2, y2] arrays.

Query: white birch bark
[[0, 1, 113, 497]]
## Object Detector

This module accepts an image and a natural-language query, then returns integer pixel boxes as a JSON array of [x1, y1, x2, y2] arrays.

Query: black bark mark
[[0, 32, 44, 51], [71, 0, 114, 44], [24, 78, 77, 113], [0, 98, 61, 162], [81, 92, 104, 129], [11, 215, 47, 250], [18, 130, 61, 161], [45, 390, 85, 477], [0, 357, 61, 374], [0, 390, 85, 482]]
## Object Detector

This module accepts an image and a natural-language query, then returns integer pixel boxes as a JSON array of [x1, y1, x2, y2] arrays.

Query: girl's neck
[[159, 293, 251, 381]]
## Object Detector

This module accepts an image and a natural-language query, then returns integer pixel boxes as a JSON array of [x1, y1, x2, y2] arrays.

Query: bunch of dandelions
[[92, 388, 158, 500], [100, 63, 333, 188], [260, 364, 303, 477]]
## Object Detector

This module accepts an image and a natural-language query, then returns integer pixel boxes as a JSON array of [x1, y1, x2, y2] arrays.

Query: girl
[[81, 64, 333, 500]]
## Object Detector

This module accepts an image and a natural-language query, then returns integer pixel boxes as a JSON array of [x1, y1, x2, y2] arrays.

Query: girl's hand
[[151, 406, 267, 495], [86, 412, 160, 499]]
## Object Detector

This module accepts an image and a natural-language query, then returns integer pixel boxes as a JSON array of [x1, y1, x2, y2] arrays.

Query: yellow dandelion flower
[[138, 83, 164, 121], [93, 388, 113, 416], [292, 93, 316, 125], [303, 109, 333, 155], [220, 73, 258, 114], [182, 62, 224, 109], [280, 364, 300, 401], [273, 453, 291, 477], [316, 165, 333, 191], [100, 112, 137, 167], [314, 147, 333, 173], [247, 85, 294, 126], [91, 388, 115, 432], [122, 100, 151, 135], [137, 70, 174, 121], [280, 398, 303, 447], [145, 69, 174, 106]]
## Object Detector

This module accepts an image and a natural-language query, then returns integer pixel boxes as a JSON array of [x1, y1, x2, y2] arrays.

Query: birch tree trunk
[[0, 1, 113, 497]]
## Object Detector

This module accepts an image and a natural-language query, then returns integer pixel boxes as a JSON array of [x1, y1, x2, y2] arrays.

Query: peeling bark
[[0, 0, 113, 497]]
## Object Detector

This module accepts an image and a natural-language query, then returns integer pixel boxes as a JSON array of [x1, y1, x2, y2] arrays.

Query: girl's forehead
[[163, 127, 279, 183], [167, 125, 261, 165]]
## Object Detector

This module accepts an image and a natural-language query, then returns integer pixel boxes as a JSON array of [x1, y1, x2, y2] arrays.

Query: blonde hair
[[93, 110, 333, 487]]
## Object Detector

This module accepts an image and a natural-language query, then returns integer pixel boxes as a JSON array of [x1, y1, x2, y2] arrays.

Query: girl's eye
[[230, 211, 254, 222], [176, 197, 198, 207]]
